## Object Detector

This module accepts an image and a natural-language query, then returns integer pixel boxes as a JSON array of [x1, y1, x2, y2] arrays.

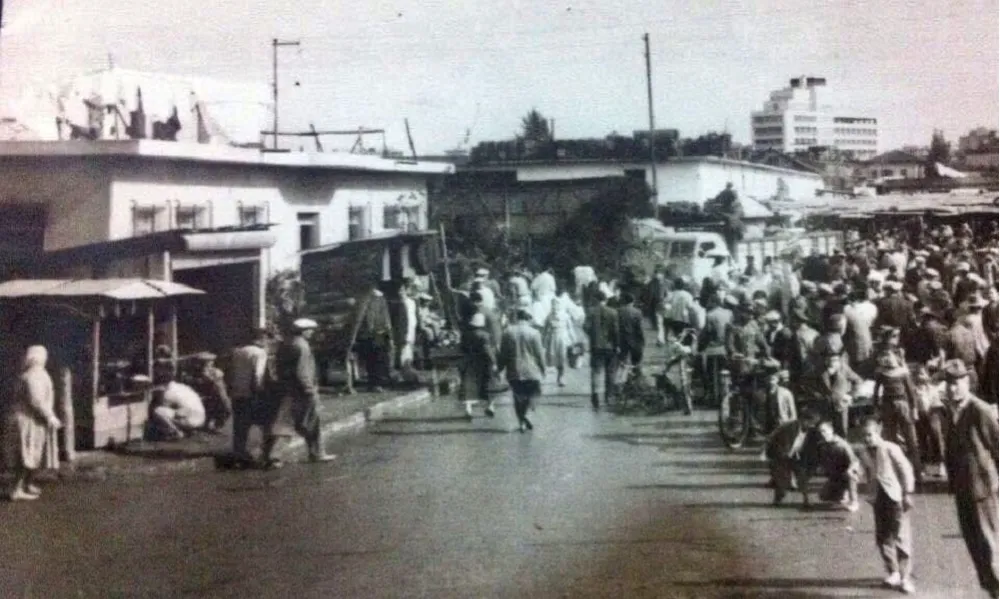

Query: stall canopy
[[0, 278, 204, 300]]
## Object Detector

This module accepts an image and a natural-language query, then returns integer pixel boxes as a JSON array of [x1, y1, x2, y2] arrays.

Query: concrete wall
[[653, 160, 823, 206], [0, 157, 110, 250], [108, 160, 431, 273]]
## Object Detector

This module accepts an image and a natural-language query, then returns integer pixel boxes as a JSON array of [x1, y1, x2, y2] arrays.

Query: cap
[[919, 305, 941, 319], [885, 280, 903, 291], [469, 312, 487, 328], [723, 294, 739, 308], [815, 334, 844, 357], [877, 324, 901, 339], [914, 255, 927, 263], [818, 283, 834, 295], [914, 250, 929, 258], [475, 267, 489, 277], [293, 318, 319, 330], [194, 351, 217, 362], [764, 310, 782, 323], [417, 292, 433, 301], [929, 280, 944, 290], [761, 358, 782, 375], [925, 268, 940, 278], [938, 359, 970, 382], [957, 262, 971, 272], [801, 280, 818, 291]]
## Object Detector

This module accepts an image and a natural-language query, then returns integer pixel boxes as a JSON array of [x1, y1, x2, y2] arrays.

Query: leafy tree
[[680, 132, 732, 157], [520, 108, 551, 143], [926, 129, 951, 177]]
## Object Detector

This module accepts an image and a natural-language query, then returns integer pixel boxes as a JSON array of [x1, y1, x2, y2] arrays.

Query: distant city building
[[857, 150, 926, 181], [958, 127, 999, 171], [751, 76, 879, 159]]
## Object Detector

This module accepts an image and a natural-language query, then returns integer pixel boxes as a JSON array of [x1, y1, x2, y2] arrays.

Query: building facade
[[958, 128, 999, 171], [0, 140, 452, 351], [857, 150, 927, 181], [751, 77, 879, 159]]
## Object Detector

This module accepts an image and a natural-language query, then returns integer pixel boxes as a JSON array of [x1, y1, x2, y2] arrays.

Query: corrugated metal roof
[[0, 278, 204, 300]]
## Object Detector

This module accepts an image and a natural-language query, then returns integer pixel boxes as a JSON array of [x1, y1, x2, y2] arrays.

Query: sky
[[0, 0, 997, 154]]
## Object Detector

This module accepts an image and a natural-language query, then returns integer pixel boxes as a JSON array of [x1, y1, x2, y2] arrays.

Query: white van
[[641, 229, 731, 287]]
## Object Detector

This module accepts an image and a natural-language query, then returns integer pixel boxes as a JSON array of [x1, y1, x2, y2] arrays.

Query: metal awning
[[0, 278, 204, 300]]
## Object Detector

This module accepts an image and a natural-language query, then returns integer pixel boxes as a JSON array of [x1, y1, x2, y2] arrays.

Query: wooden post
[[91, 318, 101, 401], [170, 302, 178, 368], [147, 304, 155, 380], [59, 367, 75, 464]]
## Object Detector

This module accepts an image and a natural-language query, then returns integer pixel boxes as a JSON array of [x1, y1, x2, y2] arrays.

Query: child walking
[[860, 417, 917, 594]]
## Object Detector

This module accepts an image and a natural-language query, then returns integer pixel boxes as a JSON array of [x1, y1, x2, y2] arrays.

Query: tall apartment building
[[751, 76, 879, 159]]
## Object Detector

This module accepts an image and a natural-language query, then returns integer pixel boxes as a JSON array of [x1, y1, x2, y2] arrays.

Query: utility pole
[[271, 38, 300, 150], [643, 33, 658, 214]]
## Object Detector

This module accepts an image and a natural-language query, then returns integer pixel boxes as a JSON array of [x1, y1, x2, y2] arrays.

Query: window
[[348, 207, 368, 240], [670, 241, 696, 259], [881, 169, 893, 177], [900, 169, 908, 178], [238, 204, 265, 227], [174, 205, 207, 230], [132, 204, 168, 236], [384, 204, 422, 231], [298, 212, 320, 250]]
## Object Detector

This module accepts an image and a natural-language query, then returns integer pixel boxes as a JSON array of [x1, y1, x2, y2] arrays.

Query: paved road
[[0, 366, 987, 598]]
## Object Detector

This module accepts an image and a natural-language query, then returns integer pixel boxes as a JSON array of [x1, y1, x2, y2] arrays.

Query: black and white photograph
[[0, 1, 997, 597]]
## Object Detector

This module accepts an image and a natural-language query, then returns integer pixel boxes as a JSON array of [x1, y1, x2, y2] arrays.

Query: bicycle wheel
[[718, 391, 749, 450]]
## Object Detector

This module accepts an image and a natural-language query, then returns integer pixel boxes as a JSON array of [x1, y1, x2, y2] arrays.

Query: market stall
[[0, 278, 204, 451]]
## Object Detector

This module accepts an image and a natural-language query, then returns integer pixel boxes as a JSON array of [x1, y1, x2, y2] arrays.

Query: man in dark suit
[[763, 310, 795, 370], [616, 292, 645, 367], [585, 290, 620, 410], [802, 338, 863, 439], [941, 359, 999, 598], [875, 280, 915, 334]]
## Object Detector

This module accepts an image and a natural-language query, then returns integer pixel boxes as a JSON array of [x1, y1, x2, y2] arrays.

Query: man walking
[[497, 308, 547, 433], [859, 418, 917, 595], [350, 284, 395, 393], [261, 319, 336, 468], [227, 327, 272, 465], [941, 359, 999, 598], [584, 290, 619, 410]]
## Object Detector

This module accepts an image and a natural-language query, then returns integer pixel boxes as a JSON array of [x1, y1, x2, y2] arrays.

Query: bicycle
[[717, 354, 772, 450]]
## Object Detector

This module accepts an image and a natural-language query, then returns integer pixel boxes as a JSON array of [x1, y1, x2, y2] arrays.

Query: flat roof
[[461, 155, 822, 179], [0, 140, 455, 176]]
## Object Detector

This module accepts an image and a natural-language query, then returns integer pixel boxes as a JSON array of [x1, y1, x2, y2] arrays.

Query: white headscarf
[[23, 345, 48, 371]]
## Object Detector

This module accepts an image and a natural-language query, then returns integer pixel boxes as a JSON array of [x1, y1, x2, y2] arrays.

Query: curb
[[277, 387, 434, 458]]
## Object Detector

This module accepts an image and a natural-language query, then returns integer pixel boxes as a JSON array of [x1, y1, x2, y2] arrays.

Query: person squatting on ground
[[859, 417, 917, 595], [2, 345, 61, 501], [150, 374, 206, 440], [498, 308, 547, 433], [259, 318, 336, 468], [459, 312, 497, 419], [765, 409, 820, 507], [815, 420, 861, 512]]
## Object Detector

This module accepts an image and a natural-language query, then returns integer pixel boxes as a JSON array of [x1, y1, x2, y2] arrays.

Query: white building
[[476, 156, 823, 206], [751, 77, 879, 160], [0, 140, 452, 351]]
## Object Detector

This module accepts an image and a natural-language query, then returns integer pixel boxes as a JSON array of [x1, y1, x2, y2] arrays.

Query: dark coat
[[947, 396, 999, 501], [875, 294, 915, 331], [585, 304, 620, 354], [266, 335, 319, 438], [617, 304, 646, 355], [766, 326, 796, 369], [699, 307, 732, 354]]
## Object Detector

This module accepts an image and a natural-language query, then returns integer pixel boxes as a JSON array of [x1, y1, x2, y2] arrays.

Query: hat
[[927, 244, 940, 253], [937, 359, 970, 382], [723, 294, 739, 308], [194, 351, 217, 362], [417, 292, 433, 301], [919, 305, 941, 319], [815, 334, 844, 357], [925, 268, 940, 278], [293, 318, 319, 330], [884, 280, 903, 292], [914, 255, 927, 264], [929, 280, 944, 291], [469, 313, 487, 328], [877, 324, 901, 340], [914, 250, 929, 258], [817, 283, 834, 296], [764, 310, 782, 323], [956, 261, 971, 272], [761, 358, 782, 375], [475, 267, 489, 277]]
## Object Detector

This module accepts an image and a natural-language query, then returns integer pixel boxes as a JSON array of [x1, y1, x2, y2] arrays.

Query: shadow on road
[[668, 577, 886, 594], [627, 482, 770, 491], [654, 459, 769, 472], [376, 416, 476, 424], [368, 428, 512, 436]]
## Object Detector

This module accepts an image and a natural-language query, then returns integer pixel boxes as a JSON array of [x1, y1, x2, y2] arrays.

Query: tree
[[520, 108, 551, 144], [926, 129, 951, 177]]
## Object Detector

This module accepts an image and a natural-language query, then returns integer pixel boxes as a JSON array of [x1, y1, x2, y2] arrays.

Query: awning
[[181, 230, 276, 252], [0, 278, 204, 300]]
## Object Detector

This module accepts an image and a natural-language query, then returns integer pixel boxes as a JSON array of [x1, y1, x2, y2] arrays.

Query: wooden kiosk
[[0, 278, 204, 451]]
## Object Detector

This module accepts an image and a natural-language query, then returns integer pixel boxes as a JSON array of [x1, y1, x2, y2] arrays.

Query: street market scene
[[0, 1, 998, 597]]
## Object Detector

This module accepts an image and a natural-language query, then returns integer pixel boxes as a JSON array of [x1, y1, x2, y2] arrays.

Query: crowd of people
[[451, 217, 997, 597]]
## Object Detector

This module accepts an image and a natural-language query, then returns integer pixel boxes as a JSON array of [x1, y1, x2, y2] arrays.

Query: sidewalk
[[57, 381, 447, 480]]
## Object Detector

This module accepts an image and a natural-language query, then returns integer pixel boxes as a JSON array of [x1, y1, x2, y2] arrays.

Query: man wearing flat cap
[[191, 351, 232, 433], [584, 289, 620, 410], [261, 318, 335, 466], [940, 359, 999, 597], [875, 278, 915, 337], [802, 336, 863, 438]]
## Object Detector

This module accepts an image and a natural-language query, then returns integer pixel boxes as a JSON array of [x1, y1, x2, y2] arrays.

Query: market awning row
[[0, 278, 204, 300]]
